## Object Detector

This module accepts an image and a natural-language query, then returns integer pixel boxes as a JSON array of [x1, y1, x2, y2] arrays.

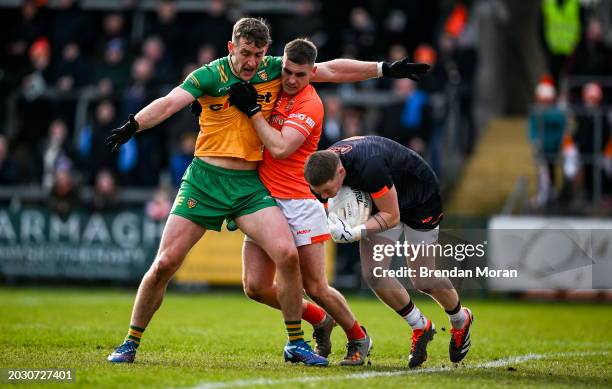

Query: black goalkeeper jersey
[[327, 136, 443, 229]]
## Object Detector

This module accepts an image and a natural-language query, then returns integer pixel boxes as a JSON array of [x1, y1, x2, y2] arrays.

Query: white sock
[[449, 308, 467, 329], [403, 305, 427, 330]]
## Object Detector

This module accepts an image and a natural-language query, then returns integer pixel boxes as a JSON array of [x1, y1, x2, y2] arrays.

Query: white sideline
[[189, 351, 610, 389]]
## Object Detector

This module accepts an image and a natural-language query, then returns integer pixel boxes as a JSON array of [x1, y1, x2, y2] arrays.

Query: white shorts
[[374, 223, 439, 245], [245, 198, 331, 247]]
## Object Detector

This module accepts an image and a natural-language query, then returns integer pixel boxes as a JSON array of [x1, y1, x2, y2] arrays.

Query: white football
[[327, 186, 372, 227]]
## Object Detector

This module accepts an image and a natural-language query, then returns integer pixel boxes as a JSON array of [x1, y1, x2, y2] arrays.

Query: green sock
[[125, 325, 145, 347], [285, 320, 304, 344]]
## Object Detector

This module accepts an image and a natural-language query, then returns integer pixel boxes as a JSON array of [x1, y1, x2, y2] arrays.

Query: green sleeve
[[180, 66, 215, 98]]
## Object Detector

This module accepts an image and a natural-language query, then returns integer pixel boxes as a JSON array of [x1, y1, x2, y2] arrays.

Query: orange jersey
[[258, 84, 324, 198]]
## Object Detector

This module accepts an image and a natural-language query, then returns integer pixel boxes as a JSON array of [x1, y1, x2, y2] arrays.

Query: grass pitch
[[1, 287, 611, 388]]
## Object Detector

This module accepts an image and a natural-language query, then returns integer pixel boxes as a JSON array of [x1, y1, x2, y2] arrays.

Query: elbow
[[388, 213, 401, 229]]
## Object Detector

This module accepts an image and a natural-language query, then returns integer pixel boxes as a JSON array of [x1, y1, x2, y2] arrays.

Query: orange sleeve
[[371, 186, 390, 199], [282, 94, 324, 138]]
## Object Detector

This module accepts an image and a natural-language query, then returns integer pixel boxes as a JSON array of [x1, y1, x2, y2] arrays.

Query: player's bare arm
[[106, 87, 194, 151], [365, 185, 400, 232], [135, 87, 195, 131], [313, 57, 431, 83], [250, 114, 306, 159]]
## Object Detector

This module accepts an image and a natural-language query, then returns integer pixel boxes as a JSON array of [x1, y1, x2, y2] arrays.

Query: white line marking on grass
[[190, 351, 610, 389]]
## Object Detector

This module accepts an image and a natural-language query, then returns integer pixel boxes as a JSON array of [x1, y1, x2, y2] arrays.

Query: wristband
[[377, 62, 384, 78]]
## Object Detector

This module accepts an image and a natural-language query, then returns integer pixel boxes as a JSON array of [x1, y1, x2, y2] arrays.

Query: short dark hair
[[284, 38, 317, 65], [304, 151, 339, 186], [232, 17, 271, 48]]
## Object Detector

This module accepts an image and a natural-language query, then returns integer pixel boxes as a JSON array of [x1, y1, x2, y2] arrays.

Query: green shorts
[[171, 158, 276, 231]]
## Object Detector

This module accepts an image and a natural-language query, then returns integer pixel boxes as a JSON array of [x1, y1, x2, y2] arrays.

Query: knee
[[410, 277, 431, 293], [243, 281, 266, 302], [149, 249, 182, 282], [304, 281, 328, 301], [271, 244, 299, 269]]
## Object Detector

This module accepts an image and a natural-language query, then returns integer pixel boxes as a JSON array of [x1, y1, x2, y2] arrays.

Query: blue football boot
[[107, 340, 138, 363], [283, 340, 329, 366]]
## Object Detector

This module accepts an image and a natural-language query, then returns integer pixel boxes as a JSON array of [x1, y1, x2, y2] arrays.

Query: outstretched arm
[[312, 59, 378, 83], [106, 87, 195, 152], [135, 87, 195, 131], [313, 57, 430, 83]]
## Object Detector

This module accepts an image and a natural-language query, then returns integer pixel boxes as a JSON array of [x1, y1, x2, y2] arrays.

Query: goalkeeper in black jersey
[[305, 135, 474, 368]]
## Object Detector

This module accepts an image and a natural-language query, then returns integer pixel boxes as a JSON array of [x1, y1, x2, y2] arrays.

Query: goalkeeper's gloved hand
[[228, 82, 261, 118], [106, 114, 139, 152], [382, 57, 430, 82], [327, 213, 366, 243], [190, 101, 202, 117]]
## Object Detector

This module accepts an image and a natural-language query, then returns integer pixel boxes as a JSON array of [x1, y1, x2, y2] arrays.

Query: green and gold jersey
[[180, 55, 282, 161]]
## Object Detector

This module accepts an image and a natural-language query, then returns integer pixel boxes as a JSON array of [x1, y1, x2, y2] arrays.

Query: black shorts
[[400, 194, 444, 230]]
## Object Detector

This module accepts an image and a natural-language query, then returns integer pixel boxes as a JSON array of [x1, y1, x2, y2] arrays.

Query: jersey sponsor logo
[[329, 144, 353, 154], [289, 113, 315, 128], [296, 229, 312, 235], [208, 92, 274, 111], [188, 198, 198, 209]]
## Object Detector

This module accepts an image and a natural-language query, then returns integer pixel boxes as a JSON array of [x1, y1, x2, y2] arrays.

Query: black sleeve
[[359, 157, 394, 196]]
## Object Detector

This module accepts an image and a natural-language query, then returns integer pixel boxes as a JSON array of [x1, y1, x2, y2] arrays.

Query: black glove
[[190, 101, 202, 117], [228, 82, 261, 118], [106, 114, 139, 152], [382, 57, 430, 82]]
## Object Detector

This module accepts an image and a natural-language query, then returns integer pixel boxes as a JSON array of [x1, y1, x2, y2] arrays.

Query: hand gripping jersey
[[258, 84, 324, 198], [180, 55, 282, 161]]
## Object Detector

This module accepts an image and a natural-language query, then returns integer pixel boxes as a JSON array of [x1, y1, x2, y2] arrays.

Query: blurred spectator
[[122, 57, 155, 116], [341, 7, 377, 60], [47, 163, 79, 219], [197, 44, 217, 66], [342, 108, 365, 138], [378, 78, 434, 156], [320, 96, 344, 149], [190, 0, 232, 56], [528, 78, 567, 208], [540, 0, 583, 86], [50, 0, 95, 59], [88, 169, 120, 212], [414, 44, 446, 94], [96, 13, 128, 59], [22, 37, 53, 101], [145, 186, 172, 221], [121, 57, 163, 186], [567, 17, 612, 79], [79, 100, 118, 184], [0, 135, 18, 184], [572, 82, 611, 203], [54, 43, 89, 93], [439, 5, 479, 155], [272, 0, 321, 54], [142, 36, 175, 85], [169, 132, 196, 187], [6, 0, 48, 80], [41, 119, 73, 192], [94, 38, 130, 97], [149, 0, 185, 66]]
